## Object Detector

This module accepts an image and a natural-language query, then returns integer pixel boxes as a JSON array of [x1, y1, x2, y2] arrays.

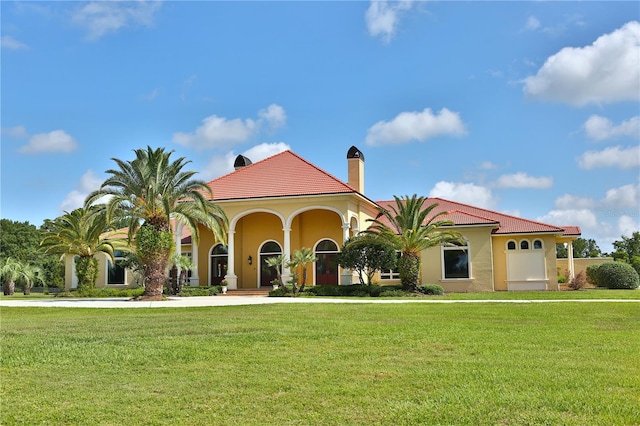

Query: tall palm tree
[[364, 194, 463, 292], [40, 207, 126, 291], [287, 248, 317, 293], [85, 146, 228, 299]]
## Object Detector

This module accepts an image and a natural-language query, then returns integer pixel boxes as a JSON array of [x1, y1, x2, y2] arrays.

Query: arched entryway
[[315, 239, 339, 285], [260, 241, 282, 288], [209, 244, 228, 286]]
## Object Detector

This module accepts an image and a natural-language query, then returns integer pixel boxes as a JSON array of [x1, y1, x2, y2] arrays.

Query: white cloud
[[365, 107, 467, 146], [494, 172, 553, 189], [19, 130, 78, 154], [1, 126, 28, 138], [173, 105, 287, 150], [140, 88, 159, 101], [72, 0, 161, 40], [365, 0, 413, 43], [523, 21, 640, 106], [1, 35, 29, 50], [537, 209, 599, 230], [524, 16, 541, 31], [554, 194, 596, 210], [602, 183, 640, 209], [577, 145, 640, 169], [429, 181, 496, 209], [200, 142, 290, 181], [479, 161, 499, 170], [583, 115, 640, 141], [258, 104, 287, 130], [618, 215, 640, 237], [59, 170, 104, 212]]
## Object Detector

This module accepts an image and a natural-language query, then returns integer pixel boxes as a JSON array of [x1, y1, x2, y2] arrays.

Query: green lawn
[[2, 303, 639, 425]]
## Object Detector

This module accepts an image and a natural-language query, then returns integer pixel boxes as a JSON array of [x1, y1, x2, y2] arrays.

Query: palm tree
[[40, 207, 126, 291], [85, 146, 228, 300], [287, 248, 317, 293], [265, 254, 286, 290], [168, 253, 195, 295], [19, 264, 45, 295], [1, 257, 23, 296], [364, 194, 463, 292]]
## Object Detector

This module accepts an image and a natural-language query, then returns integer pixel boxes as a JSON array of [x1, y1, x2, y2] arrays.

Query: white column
[[342, 223, 350, 243], [281, 227, 292, 285], [225, 230, 238, 289], [340, 222, 356, 285], [174, 222, 183, 256], [567, 241, 575, 280]]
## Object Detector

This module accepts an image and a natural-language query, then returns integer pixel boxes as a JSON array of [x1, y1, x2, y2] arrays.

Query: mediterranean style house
[[64, 146, 581, 292]]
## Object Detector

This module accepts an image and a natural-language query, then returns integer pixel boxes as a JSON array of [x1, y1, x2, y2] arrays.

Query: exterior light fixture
[[248, 255, 252, 265]]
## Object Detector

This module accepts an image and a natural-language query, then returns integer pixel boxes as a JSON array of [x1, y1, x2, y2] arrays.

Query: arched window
[[209, 244, 228, 286], [315, 239, 339, 285], [442, 240, 470, 279], [520, 240, 530, 250], [507, 241, 517, 250], [533, 239, 543, 250], [260, 241, 282, 287]]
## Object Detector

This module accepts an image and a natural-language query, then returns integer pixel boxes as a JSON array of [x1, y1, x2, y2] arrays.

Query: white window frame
[[441, 240, 471, 280]]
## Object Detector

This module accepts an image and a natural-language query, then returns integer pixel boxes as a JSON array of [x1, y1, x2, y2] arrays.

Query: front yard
[[1, 301, 639, 425]]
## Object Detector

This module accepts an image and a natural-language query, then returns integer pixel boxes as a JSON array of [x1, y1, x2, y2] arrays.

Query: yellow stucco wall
[[556, 257, 613, 280], [64, 252, 137, 290]]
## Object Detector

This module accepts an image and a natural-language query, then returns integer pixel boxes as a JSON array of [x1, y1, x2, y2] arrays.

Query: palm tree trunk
[[399, 252, 420, 292], [137, 225, 174, 300], [3, 280, 15, 296]]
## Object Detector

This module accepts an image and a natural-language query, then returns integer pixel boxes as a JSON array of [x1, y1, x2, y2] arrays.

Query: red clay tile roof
[[373, 197, 573, 235], [560, 226, 581, 236], [206, 150, 358, 201]]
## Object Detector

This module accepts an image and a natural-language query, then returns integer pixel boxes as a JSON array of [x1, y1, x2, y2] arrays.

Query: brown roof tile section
[[206, 150, 357, 201], [373, 197, 576, 235]]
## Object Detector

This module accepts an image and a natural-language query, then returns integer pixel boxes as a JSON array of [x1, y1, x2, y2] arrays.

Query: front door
[[210, 244, 228, 286], [259, 241, 282, 287], [315, 240, 339, 285]]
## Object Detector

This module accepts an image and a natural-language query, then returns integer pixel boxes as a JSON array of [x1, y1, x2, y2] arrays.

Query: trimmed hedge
[[418, 284, 445, 295], [270, 284, 404, 298], [595, 262, 639, 289], [56, 287, 145, 298], [586, 264, 601, 286], [178, 286, 221, 296]]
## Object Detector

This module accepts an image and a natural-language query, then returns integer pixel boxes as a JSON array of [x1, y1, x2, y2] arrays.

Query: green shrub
[[596, 262, 640, 289], [586, 264, 602, 286], [557, 276, 567, 284], [178, 286, 220, 296], [56, 287, 145, 298], [268, 287, 293, 297], [379, 289, 407, 297], [418, 284, 445, 295]]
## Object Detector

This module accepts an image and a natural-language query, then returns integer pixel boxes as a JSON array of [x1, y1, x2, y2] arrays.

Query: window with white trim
[[520, 240, 530, 250], [533, 239, 543, 250], [380, 252, 401, 280], [442, 241, 470, 279], [507, 241, 517, 250]]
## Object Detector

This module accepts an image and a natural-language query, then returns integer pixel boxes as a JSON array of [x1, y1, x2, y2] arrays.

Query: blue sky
[[1, 1, 638, 253]]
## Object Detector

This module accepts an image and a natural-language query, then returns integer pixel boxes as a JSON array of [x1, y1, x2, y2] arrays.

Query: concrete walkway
[[1, 296, 638, 308]]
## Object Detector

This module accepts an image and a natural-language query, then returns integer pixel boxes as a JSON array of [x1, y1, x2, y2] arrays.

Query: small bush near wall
[[418, 284, 445, 295], [586, 264, 602, 286], [567, 271, 587, 290], [56, 288, 145, 298], [596, 262, 640, 289]]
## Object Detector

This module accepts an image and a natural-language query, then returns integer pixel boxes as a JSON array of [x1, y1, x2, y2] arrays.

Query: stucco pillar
[[340, 222, 356, 285], [281, 227, 292, 285], [342, 223, 350, 244], [224, 230, 238, 289]]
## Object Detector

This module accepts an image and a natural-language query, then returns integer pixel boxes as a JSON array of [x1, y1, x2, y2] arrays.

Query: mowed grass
[[2, 303, 639, 425]]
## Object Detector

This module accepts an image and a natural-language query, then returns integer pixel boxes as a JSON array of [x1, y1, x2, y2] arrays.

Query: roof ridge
[[285, 150, 358, 193]]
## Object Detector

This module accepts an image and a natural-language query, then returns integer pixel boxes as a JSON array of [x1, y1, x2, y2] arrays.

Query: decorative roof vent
[[347, 146, 364, 161], [234, 155, 252, 170]]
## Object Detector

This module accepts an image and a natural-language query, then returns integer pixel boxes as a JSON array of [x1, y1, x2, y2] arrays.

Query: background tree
[[338, 235, 397, 285], [40, 207, 126, 291], [287, 248, 317, 293], [556, 238, 602, 258], [363, 195, 463, 292], [610, 232, 640, 275], [18, 264, 45, 295], [85, 146, 228, 300]]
